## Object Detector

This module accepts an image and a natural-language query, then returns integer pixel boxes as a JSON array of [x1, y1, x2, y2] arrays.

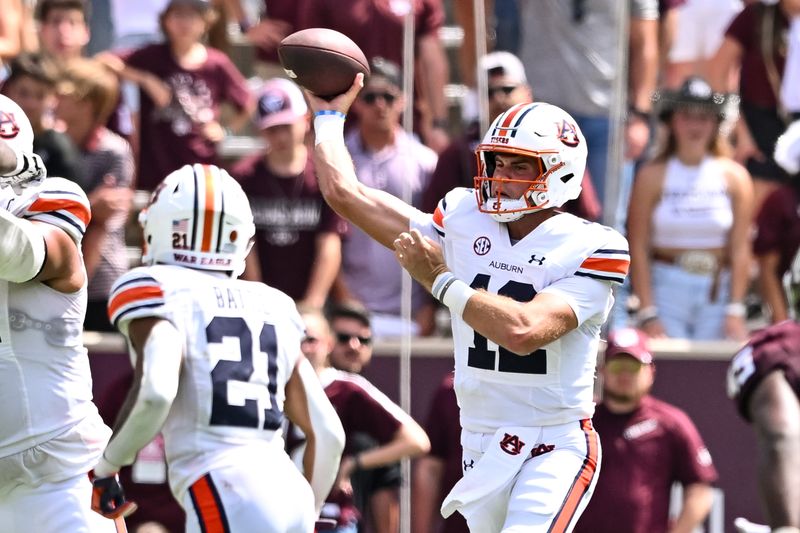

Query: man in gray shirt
[[339, 57, 438, 338]]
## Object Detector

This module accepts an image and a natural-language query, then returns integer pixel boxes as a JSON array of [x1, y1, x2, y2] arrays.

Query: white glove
[[0, 150, 46, 195]]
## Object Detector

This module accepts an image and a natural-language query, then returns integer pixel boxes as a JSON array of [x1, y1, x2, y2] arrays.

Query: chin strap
[[0, 208, 46, 283]]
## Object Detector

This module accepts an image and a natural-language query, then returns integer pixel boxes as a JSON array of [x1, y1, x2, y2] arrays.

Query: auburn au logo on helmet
[[556, 119, 580, 147], [0, 111, 21, 140]]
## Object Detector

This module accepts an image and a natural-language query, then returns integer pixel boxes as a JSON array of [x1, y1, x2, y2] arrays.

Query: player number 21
[[206, 316, 282, 430], [467, 273, 547, 374]]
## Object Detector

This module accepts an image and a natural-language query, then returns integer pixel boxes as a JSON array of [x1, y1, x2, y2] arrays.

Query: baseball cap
[[604, 328, 653, 364], [254, 78, 308, 130], [480, 51, 527, 85]]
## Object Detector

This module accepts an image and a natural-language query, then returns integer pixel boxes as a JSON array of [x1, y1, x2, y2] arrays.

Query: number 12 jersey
[[412, 188, 630, 433]]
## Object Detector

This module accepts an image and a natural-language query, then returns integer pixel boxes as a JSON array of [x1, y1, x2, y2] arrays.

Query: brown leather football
[[278, 28, 370, 100]]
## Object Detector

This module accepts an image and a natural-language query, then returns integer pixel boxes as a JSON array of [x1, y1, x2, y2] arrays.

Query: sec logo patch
[[473, 236, 491, 256]]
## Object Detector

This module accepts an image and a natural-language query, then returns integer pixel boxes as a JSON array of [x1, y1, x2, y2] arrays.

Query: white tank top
[[651, 157, 733, 249]]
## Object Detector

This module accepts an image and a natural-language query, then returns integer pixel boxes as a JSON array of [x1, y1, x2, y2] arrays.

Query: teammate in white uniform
[[0, 95, 118, 532], [308, 77, 630, 532], [90, 164, 345, 532]]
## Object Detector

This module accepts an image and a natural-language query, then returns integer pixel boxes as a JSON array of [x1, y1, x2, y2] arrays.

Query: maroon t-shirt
[[230, 154, 346, 301], [725, 3, 788, 109], [299, 0, 444, 68], [124, 44, 251, 191], [575, 396, 718, 533], [423, 374, 468, 533], [730, 320, 800, 421], [753, 185, 800, 276]]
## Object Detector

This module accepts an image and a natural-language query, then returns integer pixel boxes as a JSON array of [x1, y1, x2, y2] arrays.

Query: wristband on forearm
[[432, 272, 476, 318], [314, 111, 345, 146]]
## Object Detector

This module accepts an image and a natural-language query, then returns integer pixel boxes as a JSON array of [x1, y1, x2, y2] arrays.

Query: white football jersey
[[0, 179, 109, 466], [107, 265, 305, 499], [412, 188, 630, 432]]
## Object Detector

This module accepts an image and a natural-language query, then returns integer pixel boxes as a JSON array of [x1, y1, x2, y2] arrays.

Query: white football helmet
[[140, 164, 255, 277], [0, 94, 39, 201], [0, 94, 33, 154], [475, 102, 587, 222]]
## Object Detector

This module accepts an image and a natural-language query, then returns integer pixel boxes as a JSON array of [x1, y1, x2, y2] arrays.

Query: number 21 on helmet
[[139, 164, 255, 277]]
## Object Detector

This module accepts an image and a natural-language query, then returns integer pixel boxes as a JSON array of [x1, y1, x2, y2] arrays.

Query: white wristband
[[432, 271, 475, 318], [725, 302, 746, 317], [314, 111, 346, 146]]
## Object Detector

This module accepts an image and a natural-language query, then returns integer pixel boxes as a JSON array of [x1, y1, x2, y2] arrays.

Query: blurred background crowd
[[2, 0, 800, 531]]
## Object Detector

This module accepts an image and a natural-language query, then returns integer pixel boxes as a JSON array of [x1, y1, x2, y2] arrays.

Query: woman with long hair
[[627, 76, 753, 340]]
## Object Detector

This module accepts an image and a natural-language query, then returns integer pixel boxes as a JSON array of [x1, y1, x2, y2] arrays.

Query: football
[[278, 28, 370, 100]]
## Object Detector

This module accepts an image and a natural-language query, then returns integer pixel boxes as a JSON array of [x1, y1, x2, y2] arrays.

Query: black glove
[[90, 471, 138, 519]]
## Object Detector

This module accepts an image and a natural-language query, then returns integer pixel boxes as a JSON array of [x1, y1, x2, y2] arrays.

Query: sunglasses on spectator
[[360, 91, 397, 105], [605, 357, 645, 374], [334, 332, 372, 345], [488, 85, 518, 98]]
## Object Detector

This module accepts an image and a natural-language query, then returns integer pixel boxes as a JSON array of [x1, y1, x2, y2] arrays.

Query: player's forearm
[[670, 484, 713, 533], [0, 210, 46, 283], [97, 322, 182, 476], [313, 133, 417, 249], [461, 290, 576, 356]]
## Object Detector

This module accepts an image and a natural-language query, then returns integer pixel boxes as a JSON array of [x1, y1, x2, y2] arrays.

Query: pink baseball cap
[[604, 328, 653, 364], [255, 78, 308, 130]]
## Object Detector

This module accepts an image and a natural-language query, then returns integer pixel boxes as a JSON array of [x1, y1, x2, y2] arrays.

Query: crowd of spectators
[[2, 0, 800, 531], [2, 0, 797, 342]]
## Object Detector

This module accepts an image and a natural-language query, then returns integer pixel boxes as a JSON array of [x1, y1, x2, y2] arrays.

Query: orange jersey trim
[[107, 285, 164, 321], [579, 257, 630, 275], [29, 197, 90, 225], [432, 206, 444, 228]]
